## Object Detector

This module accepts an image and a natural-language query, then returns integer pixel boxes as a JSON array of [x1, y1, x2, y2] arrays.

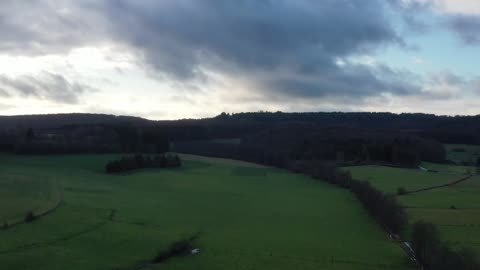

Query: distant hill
[[1, 111, 480, 145], [0, 113, 150, 129]]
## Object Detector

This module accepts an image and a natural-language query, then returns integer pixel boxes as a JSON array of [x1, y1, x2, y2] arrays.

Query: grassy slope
[[0, 168, 61, 225], [0, 154, 412, 270], [344, 165, 455, 194], [346, 163, 480, 255], [446, 144, 480, 164], [399, 176, 480, 253]]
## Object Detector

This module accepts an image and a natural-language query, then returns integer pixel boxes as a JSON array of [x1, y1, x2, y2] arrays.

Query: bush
[[152, 234, 199, 263], [25, 211, 36, 223], [397, 187, 407, 195]]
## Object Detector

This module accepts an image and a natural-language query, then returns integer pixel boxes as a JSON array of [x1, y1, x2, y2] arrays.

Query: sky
[[0, 0, 479, 119]]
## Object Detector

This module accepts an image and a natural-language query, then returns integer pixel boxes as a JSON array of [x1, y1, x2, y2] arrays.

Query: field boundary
[[399, 174, 473, 196], [1, 178, 64, 230]]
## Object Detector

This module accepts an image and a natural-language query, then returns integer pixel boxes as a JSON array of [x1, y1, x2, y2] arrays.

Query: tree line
[[174, 125, 446, 168], [105, 154, 181, 173], [8, 125, 170, 155], [411, 221, 479, 269]]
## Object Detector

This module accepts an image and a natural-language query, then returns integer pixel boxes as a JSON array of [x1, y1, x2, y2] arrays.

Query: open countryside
[[2, 1, 480, 269], [0, 154, 412, 270]]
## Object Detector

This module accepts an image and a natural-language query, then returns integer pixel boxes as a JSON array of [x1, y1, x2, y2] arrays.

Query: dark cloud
[[101, 0, 403, 73], [90, 0, 416, 99], [0, 0, 426, 102], [448, 15, 480, 45], [259, 64, 420, 99], [0, 72, 95, 104]]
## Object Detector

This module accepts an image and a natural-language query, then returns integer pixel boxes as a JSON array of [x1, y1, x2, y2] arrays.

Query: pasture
[[0, 154, 413, 270], [346, 163, 480, 255], [446, 144, 480, 164], [343, 165, 457, 195], [0, 168, 61, 227]]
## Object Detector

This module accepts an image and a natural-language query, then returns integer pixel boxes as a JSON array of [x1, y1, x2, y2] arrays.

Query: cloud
[[426, 0, 480, 15], [86, 0, 419, 101], [0, 0, 108, 55], [447, 15, 480, 45], [0, 0, 477, 117], [419, 72, 480, 100], [0, 72, 95, 104], [395, 0, 480, 45]]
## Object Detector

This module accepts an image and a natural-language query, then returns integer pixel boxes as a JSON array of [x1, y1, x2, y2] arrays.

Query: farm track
[[400, 174, 473, 196], [0, 209, 115, 255]]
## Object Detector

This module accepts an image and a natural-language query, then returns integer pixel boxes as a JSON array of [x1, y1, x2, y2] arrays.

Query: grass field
[[346, 163, 480, 256], [343, 165, 457, 195], [0, 154, 413, 270], [0, 168, 62, 226], [446, 144, 480, 164]]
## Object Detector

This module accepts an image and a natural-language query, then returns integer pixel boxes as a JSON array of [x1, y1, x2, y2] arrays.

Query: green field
[[0, 154, 412, 270], [343, 165, 458, 194], [446, 144, 480, 164], [346, 163, 480, 256], [0, 169, 61, 226]]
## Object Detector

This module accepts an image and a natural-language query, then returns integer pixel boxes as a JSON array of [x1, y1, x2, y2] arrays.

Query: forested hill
[[1, 111, 480, 146], [1, 111, 480, 130], [0, 113, 149, 129], [210, 112, 480, 144], [212, 112, 480, 130]]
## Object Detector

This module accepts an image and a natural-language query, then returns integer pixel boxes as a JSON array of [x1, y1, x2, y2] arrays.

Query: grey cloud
[[448, 15, 480, 45], [93, 0, 415, 100], [0, 0, 108, 55], [100, 0, 403, 72], [419, 72, 480, 100], [0, 72, 95, 104], [0, 0, 423, 102], [260, 64, 421, 100]]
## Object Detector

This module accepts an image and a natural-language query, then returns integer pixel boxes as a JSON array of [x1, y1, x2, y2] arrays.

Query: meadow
[[346, 162, 480, 255], [0, 154, 413, 270], [446, 144, 480, 165], [343, 165, 459, 195]]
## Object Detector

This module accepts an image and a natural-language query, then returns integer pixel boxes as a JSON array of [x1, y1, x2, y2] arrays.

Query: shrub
[[152, 234, 199, 263], [25, 211, 36, 223], [397, 187, 407, 195]]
